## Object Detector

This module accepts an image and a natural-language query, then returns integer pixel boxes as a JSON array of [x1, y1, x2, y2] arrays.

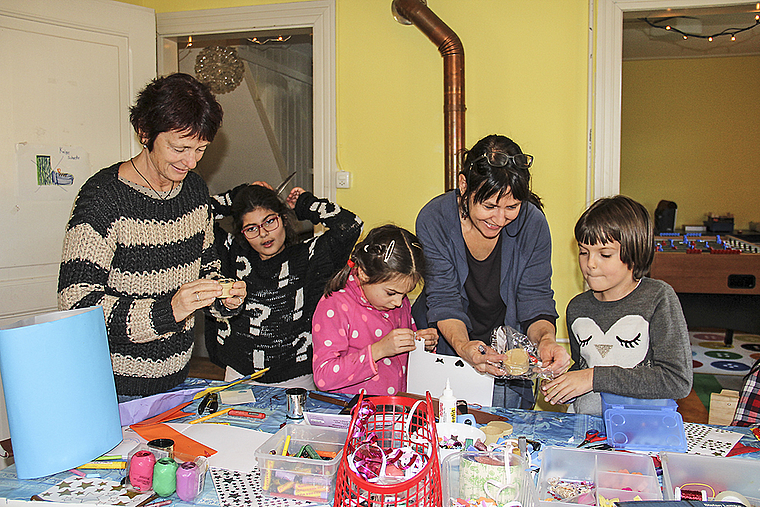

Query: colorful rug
[[690, 330, 760, 375]]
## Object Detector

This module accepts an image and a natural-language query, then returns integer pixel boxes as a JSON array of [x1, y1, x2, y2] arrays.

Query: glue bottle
[[438, 378, 457, 424]]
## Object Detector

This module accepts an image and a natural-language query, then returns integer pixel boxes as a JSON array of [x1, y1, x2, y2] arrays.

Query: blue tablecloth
[[0, 378, 758, 506]]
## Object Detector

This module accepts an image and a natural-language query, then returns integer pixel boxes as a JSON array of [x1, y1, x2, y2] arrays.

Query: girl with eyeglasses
[[412, 134, 571, 409], [206, 183, 363, 388]]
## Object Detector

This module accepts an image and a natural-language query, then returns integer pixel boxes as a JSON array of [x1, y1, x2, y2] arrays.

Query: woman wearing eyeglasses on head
[[207, 183, 363, 388], [412, 134, 571, 409]]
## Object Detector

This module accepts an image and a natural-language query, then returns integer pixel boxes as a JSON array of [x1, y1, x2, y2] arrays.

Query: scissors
[[577, 429, 606, 447], [275, 171, 297, 195]]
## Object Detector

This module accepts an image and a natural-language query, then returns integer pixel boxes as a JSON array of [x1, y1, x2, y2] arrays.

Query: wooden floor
[[189, 356, 225, 381], [188, 356, 710, 423]]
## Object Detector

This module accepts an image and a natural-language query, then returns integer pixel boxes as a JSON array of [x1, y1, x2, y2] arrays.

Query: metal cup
[[286, 387, 307, 419]]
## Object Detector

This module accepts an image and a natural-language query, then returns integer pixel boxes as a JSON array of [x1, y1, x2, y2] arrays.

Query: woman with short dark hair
[[58, 73, 246, 398]]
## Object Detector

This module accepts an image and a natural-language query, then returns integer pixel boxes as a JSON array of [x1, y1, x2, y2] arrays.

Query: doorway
[[156, 0, 337, 201], [592, 0, 750, 201], [172, 29, 314, 198]]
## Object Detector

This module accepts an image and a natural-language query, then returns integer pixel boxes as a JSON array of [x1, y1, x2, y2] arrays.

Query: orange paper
[[131, 423, 217, 461]]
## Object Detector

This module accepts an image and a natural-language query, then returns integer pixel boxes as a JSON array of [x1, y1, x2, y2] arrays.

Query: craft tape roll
[[0, 307, 122, 479]]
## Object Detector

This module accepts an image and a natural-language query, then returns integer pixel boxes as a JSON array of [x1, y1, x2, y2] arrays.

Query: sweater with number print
[[207, 189, 362, 383]]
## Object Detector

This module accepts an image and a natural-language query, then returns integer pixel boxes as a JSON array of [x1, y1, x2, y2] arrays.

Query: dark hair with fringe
[[459, 134, 543, 219], [324, 225, 426, 296], [574, 195, 654, 280], [129, 73, 223, 151], [231, 184, 297, 249]]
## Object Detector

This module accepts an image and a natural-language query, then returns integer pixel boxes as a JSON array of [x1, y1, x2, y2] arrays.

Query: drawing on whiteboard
[[36, 154, 74, 186]]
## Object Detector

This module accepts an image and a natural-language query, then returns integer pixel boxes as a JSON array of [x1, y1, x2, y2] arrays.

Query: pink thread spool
[[176, 461, 201, 502], [129, 450, 156, 492]]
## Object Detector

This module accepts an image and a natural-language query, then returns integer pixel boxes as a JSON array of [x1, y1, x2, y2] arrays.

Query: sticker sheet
[[36, 475, 154, 505], [683, 422, 744, 456], [210, 466, 316, 507]]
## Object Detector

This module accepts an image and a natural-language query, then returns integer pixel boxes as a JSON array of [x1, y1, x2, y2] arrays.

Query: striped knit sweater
[[58, 162, 233, 396]]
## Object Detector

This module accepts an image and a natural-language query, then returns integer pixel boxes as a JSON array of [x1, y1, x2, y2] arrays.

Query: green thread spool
[[153, 457, 178, 497]]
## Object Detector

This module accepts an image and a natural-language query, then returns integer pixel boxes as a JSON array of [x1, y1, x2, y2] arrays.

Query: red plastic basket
[[333, 393, 442, 507]]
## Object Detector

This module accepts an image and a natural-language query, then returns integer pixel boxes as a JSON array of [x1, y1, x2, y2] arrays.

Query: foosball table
[[650, 233, 760, 344]]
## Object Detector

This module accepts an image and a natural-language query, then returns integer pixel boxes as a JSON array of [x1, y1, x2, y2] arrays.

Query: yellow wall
[[621, 56, 760, 231], [120, 0, 590, 337]]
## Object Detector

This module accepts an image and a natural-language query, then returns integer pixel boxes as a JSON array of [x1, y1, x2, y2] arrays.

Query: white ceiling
[[623, 3, 760, 60]]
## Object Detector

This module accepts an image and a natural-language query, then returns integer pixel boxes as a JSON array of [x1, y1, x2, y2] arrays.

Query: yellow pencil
[[282, 435, 292, 456], [193, 368, 271, 400], [77, 461, 127, 469], [189, 407, 232, 424]]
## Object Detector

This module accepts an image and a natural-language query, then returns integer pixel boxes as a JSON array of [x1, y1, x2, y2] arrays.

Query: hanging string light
[[247, 35, 292, 45], [643, 15, 760, 41]]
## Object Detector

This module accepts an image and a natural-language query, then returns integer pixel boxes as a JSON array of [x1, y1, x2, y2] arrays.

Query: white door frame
[[156, 0, 337, 201], [592, 0, 747, 202]]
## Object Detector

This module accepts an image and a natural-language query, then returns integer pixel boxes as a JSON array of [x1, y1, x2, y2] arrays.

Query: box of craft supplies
[[661, 452, 760, 506], [601, 393, 687, 452], [254, 424, 347, 503], [441, 448, 537, 507], [537, 446, 662, 507]]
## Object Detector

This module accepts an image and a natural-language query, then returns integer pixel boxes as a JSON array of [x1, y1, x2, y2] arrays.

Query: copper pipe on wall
[[392, 0, 465, 191]]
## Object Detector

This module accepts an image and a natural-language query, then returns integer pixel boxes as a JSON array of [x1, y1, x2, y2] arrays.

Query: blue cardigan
[[413, 190, 558, 352]]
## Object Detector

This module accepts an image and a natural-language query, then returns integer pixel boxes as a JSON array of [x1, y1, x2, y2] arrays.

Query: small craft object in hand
[[490, 326, 555, 381]]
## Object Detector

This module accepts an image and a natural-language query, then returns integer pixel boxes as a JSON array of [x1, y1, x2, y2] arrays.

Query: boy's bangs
[[577, 222, 620, 247]]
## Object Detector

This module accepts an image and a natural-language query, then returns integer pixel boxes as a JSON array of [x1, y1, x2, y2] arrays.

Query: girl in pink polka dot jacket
[[312, 225, 439, 395]]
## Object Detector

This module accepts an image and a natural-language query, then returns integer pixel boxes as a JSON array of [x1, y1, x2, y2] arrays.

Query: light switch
[[336, 171, 351, 189]]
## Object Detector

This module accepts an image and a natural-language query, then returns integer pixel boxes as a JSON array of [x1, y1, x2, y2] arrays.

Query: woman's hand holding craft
[[460, 341, 509, 377], [222, 280, 247, 310], [172, 278, 223, 322]]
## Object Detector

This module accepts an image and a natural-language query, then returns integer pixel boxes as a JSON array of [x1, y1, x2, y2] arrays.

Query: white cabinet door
[[0, 0, 156, 453]]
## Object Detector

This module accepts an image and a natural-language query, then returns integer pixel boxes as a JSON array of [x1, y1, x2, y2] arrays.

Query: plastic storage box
[[441, 449, 537, 507], [537, 446, 662, 507], [254, 424, 347, 503], [601, 393, 687, 452], [661, 452, 760, 505]]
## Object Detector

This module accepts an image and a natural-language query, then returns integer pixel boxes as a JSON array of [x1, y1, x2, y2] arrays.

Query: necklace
[[130, 157, 175, 200]]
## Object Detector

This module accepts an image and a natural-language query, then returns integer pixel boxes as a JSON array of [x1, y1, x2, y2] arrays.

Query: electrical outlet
[[336, 171, 351, 189]]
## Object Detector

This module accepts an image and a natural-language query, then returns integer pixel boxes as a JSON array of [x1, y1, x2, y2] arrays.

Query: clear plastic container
[[441, 449, 537, 507], [537, 446, 661, 507], [601, 393, 687, 452], [661, 451, 760, 506], [254, 424, 347, 503]]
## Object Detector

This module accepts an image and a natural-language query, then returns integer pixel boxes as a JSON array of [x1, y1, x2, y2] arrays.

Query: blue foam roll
[[0, 306, 122, 479]]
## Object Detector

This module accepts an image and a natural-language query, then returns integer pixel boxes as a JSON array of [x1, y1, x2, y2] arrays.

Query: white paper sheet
[[406, 345, 494, 406], [167, 423, 271, 472]]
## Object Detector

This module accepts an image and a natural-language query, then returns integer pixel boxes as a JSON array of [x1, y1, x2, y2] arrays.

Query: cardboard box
[[708, 389, 739, 426]]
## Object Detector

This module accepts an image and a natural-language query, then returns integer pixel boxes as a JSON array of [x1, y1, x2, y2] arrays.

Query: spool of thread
[[147, 438, 174, 460], [128, 450, 156, 492], [676, 487, 707, 501], [176, 461, 201, 502], [153, 457, 178, 497]]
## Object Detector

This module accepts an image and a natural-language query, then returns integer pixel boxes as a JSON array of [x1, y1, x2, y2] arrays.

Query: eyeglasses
[[241, 214, 281, 239], [472, 151, 534, 169]]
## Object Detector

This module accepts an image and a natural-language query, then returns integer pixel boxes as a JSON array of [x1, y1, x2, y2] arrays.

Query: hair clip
[[347, 259, 355, 268], [383, 240, 395, 263]]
